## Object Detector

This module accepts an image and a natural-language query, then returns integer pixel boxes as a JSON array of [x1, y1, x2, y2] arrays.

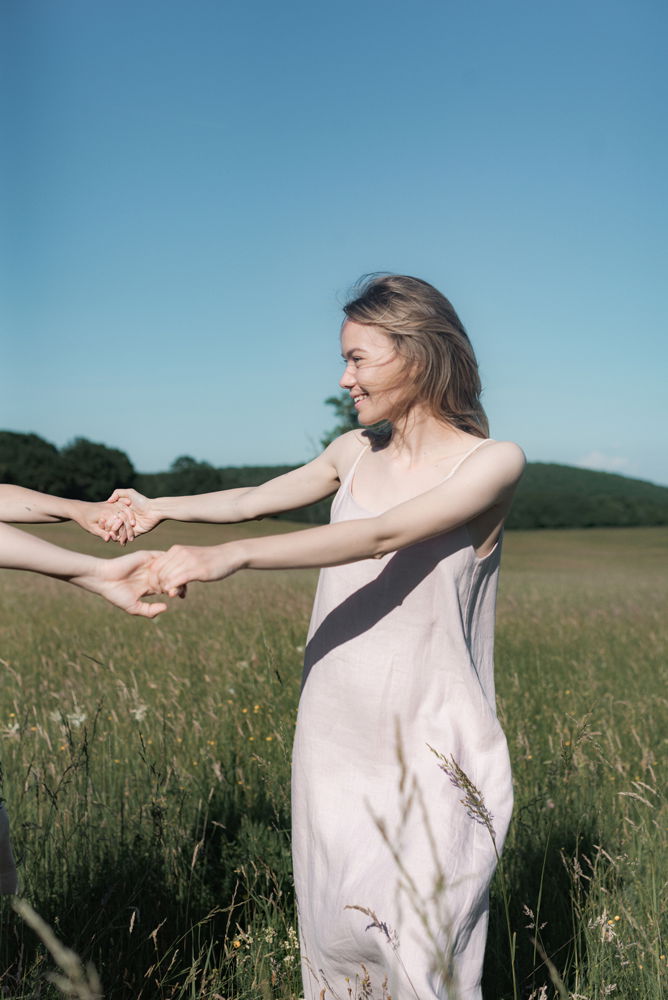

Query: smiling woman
[[108, 274, 525, 1000]]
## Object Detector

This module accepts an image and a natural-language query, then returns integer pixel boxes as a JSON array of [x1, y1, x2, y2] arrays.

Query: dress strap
[[442, 438, 495, 483], [342, 443, 370, 488]]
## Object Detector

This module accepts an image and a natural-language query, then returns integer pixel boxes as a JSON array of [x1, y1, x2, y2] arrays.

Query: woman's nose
[[339, 364, 355, 389]]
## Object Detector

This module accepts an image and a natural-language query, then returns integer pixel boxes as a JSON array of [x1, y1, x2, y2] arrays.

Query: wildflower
[[233, 939, 241, 949], [129, 703, 148, 722], [265, 736, 273, 741]]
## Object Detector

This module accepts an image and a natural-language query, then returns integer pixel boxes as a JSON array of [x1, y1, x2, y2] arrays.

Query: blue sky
[[2, 0, 667, 485]]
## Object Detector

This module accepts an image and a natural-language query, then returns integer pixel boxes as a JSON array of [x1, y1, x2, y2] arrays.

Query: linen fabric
[[291, 440, 513, 1000]]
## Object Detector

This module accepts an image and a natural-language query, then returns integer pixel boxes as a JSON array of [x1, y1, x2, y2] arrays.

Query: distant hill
[[6, 428, 665, 528], [137, 461, 668, 530], [506, 463, 668, 529]]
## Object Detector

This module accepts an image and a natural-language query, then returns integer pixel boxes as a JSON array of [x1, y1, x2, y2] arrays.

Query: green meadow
[[0, 523, 666, 999]]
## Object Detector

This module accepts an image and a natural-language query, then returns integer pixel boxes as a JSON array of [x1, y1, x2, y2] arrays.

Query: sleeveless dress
[[291, 440, 513, 1000]]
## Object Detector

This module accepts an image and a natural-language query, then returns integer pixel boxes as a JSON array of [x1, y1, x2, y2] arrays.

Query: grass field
[[0, 522, 666, 999]]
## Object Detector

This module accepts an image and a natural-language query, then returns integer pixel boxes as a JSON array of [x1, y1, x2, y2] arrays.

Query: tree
[[0, 431, 67, 494], [320, 392, 359, 448], [168, 455, 223, 494], [60, 438, 135, 501]]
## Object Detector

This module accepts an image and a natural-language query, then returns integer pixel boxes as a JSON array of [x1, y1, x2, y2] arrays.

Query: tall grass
[[0, 523, 666, 999]]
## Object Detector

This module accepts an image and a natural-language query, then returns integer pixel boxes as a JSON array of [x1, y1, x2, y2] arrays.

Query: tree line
[[2, 428, 667, 529]]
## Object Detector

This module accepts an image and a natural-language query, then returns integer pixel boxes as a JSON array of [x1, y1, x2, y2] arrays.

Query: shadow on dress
[[303, 530, 470, 690]]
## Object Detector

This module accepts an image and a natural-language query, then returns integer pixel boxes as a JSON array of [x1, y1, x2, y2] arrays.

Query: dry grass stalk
[[12, 896, 104, 999]]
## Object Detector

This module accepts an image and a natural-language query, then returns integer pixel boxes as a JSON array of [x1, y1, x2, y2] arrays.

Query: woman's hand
[[153, 543, 243, 596], [71, 500, 136, 544], [80, 550, 182, 617], [106, 489, 162, 541]]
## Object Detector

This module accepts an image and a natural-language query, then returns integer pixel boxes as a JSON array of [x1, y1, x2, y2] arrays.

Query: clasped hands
[[83, 489, 215, 617]]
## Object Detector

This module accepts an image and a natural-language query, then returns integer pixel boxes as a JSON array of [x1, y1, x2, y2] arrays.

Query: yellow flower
[[233, 939, 241, 949], [265, 736, 273, 741]]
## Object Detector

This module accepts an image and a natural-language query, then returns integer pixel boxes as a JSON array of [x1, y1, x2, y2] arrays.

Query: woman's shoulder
[[472, 440, 526, 486], [322, 429, 370, 480]]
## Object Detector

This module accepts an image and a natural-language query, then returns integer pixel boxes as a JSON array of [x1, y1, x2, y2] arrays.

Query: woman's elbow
[[368, 521, 400, 558], [233, 488, 260, 522]]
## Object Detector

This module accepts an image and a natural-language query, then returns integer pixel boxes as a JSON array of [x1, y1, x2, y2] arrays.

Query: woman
[[110, 275, 525, 999], [0, 489, 169, 894]]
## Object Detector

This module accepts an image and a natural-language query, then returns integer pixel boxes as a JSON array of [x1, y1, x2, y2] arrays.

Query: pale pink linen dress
[[291, 440, 513, 1000]]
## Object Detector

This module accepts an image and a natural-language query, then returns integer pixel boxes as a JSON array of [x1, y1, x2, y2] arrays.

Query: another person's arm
[[153, 442, 526, 593], [0, 484, 133, 542], [0, 522, 169, 617]]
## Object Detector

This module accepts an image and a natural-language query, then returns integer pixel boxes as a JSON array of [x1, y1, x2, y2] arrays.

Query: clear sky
[[2, 0, 667, 484]]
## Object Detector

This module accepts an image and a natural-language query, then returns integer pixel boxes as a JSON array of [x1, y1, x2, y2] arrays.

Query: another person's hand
[[71, 500, 136, 544], [106, 489, 161, 542], [80, 550, 179, 617], [152, 543, 241, 596]]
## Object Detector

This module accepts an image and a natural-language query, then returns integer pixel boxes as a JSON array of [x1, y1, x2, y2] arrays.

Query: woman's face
[[339, 321, 409, 425]]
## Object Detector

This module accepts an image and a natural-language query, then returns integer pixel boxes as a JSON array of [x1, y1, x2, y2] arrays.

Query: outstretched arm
[[0, 484, 134, 542], [154, 442, 526, 593], [0, 523, 170, 617], [107, 435, 357, 540]]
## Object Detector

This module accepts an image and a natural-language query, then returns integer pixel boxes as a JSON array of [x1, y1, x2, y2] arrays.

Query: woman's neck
[[387, 410, 483, 467]]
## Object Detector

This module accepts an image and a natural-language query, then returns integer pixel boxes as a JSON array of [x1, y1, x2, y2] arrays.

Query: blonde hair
[[343, 274, 489, 438]]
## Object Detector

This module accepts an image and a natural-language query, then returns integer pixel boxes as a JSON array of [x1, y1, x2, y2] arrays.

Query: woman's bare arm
[[153, 442, 525, 593], [0, 484, 133, 541], [107, 434, 361, 540], [0, 523, 169, 617]]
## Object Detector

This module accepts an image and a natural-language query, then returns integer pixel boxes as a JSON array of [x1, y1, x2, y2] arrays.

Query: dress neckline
[[345, 438, 495, 515]]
